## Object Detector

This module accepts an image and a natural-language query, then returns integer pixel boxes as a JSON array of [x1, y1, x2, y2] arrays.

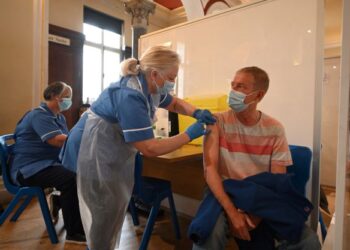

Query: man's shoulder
[[260, 112, 286, 136], [214, 110, 235, 123], [261, 112, 284, 128]]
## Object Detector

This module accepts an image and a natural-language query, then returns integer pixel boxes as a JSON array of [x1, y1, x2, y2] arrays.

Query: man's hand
[[226, 209, 251, 241], [243, 212, 261, 231]]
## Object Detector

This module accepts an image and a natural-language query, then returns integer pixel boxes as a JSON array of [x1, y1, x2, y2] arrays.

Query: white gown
[[77, 110, 137, 250]]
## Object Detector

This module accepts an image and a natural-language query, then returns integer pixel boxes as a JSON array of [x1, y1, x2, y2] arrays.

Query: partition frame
[[334, 0, 350, 248]]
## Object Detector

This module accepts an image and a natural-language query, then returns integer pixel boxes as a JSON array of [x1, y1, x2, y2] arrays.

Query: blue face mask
[[153, 72, 175, 95], [228, 90, 257, 113], [59, 97, 72, 111], [161, 80, 175, 94]]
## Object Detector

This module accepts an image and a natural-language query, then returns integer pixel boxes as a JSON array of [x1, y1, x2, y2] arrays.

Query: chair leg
[[129, 197, 140, 226], [139, 200, 161, 250], [37, 191, 58, 244], [319, 213, 327, 242], [0, 194, 22, 225], [10, 195, 33, 221], [168, 193, 181, 239]]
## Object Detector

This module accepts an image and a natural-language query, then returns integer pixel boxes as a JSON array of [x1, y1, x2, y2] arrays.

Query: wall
[[0, 0, 184, 135], [321, 57, 340, 187], [0, 0, 46, 135], [140, 0, 322, 149], [49, 0, 83, 33], [321, 0, 342, 187], [49, 0, 186, 48]]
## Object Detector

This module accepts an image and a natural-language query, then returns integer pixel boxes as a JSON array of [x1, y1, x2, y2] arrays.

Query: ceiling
[[153, 0, 183, 10]]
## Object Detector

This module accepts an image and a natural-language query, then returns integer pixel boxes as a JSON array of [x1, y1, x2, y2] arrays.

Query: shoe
[[66, 233, 87, 245], [49, 193, 60, 224]]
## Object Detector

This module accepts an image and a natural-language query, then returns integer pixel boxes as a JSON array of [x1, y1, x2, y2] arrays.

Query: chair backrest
[[133, 152, 143, 196], [287, 145, 312, 196], [0, 134, 19, 194]]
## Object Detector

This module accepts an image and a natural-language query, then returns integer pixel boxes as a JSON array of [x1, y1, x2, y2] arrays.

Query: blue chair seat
[[139, 176, 172, 204], [0, 134, 58, 244], [129, 153, 181, 250]]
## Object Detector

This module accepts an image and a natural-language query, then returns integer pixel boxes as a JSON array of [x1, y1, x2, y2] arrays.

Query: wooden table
[[142, 144, 206, 200]]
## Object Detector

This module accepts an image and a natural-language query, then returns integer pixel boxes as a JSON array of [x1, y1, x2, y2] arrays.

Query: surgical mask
[[59, 97, 72, 111], [162, 80, 175, 94], [228, 90, 257, 113], [153, 72, 175, 95]]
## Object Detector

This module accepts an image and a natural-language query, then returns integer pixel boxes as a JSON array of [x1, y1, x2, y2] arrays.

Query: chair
[[129, 152, 181, 250], [287, 145, 327, 242], [0, 134, 58, 244]]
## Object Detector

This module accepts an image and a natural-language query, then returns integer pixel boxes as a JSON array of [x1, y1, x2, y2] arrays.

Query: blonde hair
[[120, 46, 180, 76]]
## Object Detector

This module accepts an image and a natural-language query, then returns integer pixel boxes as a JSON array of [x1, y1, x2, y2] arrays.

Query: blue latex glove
[[193, 109, 216, 125], [185, 121, 210, 141]]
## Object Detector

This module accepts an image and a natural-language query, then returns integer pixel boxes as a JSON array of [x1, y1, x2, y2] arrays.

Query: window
[[83, 7, 123, 103]]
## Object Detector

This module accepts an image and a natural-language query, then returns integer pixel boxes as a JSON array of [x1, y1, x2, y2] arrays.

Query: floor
[[321, 185, 336, 231], [0, 188, 336, 250], [0, 197, 196, 250], [322, 185, 335, 215]]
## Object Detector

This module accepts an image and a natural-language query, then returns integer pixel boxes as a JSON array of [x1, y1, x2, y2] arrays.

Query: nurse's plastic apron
[[77, 76, 152, 250]]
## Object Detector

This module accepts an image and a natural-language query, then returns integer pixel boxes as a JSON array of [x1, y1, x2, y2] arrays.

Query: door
[[49, 24, 84, 129]]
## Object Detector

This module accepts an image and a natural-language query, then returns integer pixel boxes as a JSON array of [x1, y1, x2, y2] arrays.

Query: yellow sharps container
[[178, 94, 228, 145]]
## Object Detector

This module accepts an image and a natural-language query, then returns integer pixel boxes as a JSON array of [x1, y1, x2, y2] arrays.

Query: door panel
[[49, 24, 84, 129]]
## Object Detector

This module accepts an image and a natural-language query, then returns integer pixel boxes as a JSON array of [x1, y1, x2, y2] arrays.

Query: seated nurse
[[11, 81, 85, 244], [60, 45, 216, 250]]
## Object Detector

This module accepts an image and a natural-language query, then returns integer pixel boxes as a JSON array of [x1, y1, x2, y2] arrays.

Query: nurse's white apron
[[77, 110, 137, 250]]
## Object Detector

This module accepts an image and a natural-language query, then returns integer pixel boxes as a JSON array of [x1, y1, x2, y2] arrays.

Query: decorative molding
[[149, 4, 187, 28], [123, 0, 156, 28], [149, 3, 170, 28], [169, 6, 187, 26]]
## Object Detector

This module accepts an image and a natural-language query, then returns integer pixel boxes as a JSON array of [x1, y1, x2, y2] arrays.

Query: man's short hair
[[237, 66, 269, 91]]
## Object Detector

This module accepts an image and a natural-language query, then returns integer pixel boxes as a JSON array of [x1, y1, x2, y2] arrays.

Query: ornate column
[[124, 0, 156, 58]]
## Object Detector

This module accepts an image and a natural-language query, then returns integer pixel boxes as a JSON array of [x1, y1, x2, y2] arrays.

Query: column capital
[[123, 0, 156, 28]]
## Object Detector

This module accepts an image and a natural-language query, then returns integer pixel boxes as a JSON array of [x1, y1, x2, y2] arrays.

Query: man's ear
[[257, 90, 266, 101]]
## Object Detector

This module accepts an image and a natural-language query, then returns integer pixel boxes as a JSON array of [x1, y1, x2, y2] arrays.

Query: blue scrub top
[[11, 103, 68, 184], [60, 72, 172, 172]]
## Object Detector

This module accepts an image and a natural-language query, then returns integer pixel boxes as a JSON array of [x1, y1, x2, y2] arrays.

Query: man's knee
[[300, 226, 321, 250], [192, 212, 229, 250], [211, 213, 228, 239]]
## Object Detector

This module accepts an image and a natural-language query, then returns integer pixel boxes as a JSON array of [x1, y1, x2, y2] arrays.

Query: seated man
[[192, 66, 320, 250]]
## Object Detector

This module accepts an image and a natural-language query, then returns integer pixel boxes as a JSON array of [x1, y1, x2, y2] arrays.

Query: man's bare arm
[[203, 123, 251, 241]]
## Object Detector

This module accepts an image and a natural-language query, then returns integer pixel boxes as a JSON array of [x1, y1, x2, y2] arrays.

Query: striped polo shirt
[[215, 110, 292, 180]]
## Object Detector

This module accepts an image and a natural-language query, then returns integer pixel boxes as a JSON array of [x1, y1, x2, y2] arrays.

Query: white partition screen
[[140, 0, 322, 148]]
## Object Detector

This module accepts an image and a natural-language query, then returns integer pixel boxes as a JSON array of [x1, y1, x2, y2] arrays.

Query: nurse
[[60, 46, 216, 250], [11, 82, 85, 244]]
